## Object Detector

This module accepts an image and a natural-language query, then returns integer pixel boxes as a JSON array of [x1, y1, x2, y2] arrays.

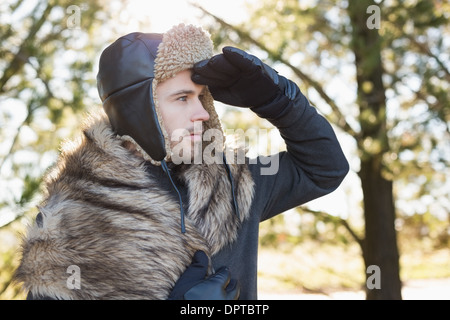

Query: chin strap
[[161, 159, 186, 233]]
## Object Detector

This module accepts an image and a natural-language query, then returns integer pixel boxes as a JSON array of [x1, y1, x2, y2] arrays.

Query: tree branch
[[0, 116, 27, 172], [385, 20, 450, 82], [300, 206, 364, 252], [407, 35, 450, 81], [0, 1, 53, 93]]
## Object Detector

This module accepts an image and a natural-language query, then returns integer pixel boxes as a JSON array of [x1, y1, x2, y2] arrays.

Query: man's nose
[[191, 99, 210, 123]]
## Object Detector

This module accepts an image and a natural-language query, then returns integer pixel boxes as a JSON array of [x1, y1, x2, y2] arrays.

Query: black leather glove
[[168, 250, 240, 300], [192, 46, 298, 108]]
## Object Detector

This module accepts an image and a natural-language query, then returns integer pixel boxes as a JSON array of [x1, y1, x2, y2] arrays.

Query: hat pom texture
[[155, 24, 213, 82]]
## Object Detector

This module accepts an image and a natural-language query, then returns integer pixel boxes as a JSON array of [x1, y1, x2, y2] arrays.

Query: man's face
[[156, 69, 210, 159]]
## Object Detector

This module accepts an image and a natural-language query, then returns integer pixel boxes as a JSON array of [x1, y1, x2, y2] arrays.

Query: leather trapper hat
[[97, 32, 167, 161]]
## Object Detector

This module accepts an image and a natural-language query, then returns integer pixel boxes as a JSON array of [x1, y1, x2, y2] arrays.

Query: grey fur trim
[[14, 111, 254, 299]]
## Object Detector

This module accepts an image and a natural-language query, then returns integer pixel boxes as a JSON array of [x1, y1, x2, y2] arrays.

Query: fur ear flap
[[181, 157, 255, 255]]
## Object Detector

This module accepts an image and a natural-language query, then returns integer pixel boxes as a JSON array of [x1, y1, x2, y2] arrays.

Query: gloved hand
[[168, 250, 240, 300], [192, 46, 298, 108]]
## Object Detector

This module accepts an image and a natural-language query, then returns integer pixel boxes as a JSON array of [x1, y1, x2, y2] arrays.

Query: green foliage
[[200, 2, 449, 298], [1, 0, 105, 214], [0, 219, 28, 299], [1, 0, 448, 299], [201, 0, 449, 246], [0, 0, 112, 299]]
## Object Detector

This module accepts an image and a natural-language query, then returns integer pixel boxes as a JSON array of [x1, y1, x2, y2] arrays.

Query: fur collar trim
[[14, 111, 254, 299]]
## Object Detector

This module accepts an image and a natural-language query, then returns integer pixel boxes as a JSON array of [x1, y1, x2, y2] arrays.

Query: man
[[14, 24, 349, 300]]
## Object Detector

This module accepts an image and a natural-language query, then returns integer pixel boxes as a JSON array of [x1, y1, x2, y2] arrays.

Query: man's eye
[[177, 96, 187, 102]]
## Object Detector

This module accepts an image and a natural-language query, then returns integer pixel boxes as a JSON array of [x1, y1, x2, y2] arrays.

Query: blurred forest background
[[0, 0, 448, 300]]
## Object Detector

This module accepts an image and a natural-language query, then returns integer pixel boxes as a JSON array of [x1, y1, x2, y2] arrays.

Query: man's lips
[[171, 128, 203, 143], [189, 133, 203, 141], [184, 131, 203, 141]]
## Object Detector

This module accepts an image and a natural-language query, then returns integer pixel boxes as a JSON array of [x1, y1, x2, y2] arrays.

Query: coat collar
[[15, 110, 254, 299]]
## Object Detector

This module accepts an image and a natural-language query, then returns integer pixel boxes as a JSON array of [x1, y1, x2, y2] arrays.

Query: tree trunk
[[360, 159, 402, 299], [348, 0, 402, 299]]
